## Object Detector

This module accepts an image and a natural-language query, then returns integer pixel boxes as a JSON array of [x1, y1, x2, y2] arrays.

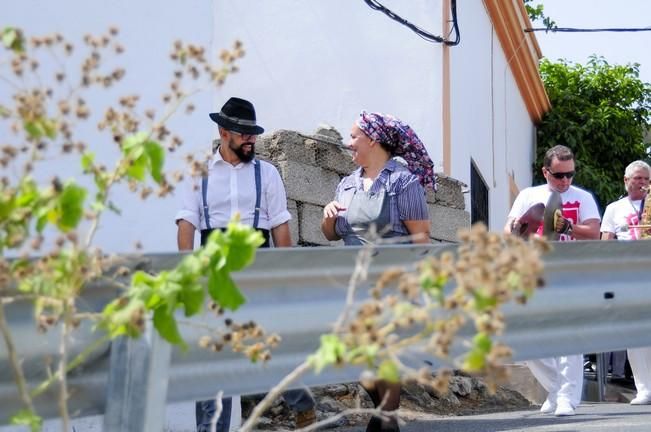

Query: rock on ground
[[242, 372, 533, 430]]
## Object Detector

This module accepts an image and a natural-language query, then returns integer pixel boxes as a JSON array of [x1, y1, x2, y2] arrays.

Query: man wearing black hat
[[175, 97, 316, 431], [176, 96, 292, 249]]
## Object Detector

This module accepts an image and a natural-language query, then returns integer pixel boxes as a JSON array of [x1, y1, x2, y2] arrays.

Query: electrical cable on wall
[[363, 0, 460, 46], [526, 26, 651, 33]]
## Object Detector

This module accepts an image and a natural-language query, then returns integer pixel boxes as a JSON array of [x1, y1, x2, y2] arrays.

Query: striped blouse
[[333, 159, 429, 240]]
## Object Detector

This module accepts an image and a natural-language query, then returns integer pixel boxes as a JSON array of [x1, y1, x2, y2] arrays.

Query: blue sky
[[533, 0, 651, 84]]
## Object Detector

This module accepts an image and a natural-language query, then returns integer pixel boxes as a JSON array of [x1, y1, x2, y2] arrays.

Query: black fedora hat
[[209, 97, 264, 135]]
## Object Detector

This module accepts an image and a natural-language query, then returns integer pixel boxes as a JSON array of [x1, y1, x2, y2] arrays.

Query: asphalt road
[[389, 402, 651, 432], [2, 402, 651, 431]]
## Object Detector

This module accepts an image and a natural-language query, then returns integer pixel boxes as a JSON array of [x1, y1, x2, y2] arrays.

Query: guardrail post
[[102, 325, 171, 431], [596, 352, 608, 402]]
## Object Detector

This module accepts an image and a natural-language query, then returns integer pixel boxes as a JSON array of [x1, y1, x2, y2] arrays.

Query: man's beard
[[230, 140, 255, 163]]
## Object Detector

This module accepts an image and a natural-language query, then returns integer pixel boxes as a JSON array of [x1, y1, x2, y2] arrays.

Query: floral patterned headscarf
[[356, 110, 437, 191]]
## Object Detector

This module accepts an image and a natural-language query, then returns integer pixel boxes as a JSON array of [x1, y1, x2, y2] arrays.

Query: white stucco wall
[[3, 0, 541, 252], [450, 0, 536, 231], [3, 0, 447, 253], [213, 1, 444, 143]]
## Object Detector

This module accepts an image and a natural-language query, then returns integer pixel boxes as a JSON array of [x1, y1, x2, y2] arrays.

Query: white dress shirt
[[175, 151, 291, 231]]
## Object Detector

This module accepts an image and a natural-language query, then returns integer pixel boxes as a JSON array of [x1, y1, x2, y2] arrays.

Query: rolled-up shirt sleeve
[[265, 165, 291, 228], [175, 174, 201, 229], [397, 175, 429, 221]]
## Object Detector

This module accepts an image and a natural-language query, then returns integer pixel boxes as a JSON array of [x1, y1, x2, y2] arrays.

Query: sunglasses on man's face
[[229, 130, 256, 141], [547, 168, 575, 180]]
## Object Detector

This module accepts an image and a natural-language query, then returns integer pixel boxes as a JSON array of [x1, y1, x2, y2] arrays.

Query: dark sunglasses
[[547, 168, 575, 180], [229, 130, 256, 141]]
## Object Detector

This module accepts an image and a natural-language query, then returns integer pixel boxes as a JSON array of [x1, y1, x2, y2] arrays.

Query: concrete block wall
[[257, 126, 470, 246]]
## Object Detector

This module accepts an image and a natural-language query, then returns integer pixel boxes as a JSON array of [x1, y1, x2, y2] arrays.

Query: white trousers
[[628, 347, 651, 398], [526, 354, 583, 407]]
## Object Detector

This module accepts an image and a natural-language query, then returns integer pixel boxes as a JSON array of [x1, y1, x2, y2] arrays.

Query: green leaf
[[91, 201, 106, 213], [180, 283, 205, 316], [506, 271, 521, 289], [9, 258, 30, 273], [56, 183, 86, 231], [23, 118, 57, 140], [41, 118, 57, 139], [153, 307, 185, 347], [100, 296, 146, 338], [33, 203, 53, 232], [0, 197, 15, 221], [10, 409, 42, 432], [471, 291, 497, 312], [122, 131, 148, 152], [24, 121, 43, 139], [178, 254, 202, 275], [204, 237, 228, 270], [35, 214, 48, 232], [16, 186, 39, 208], [157, 278, 181, 314], [420, 270, 446, 303], [122, 132, 151, 182], [462, 349, 486, 372], [207, 267, 246, 311], [94, 171, 108, 192], [309, 334, 346, 373], [2, 27, 24, 53], [81, 152, 95, 171], [126, 157, 147, 181], [2, 28, 16, 47], [224, 221, 264, 271], [346, 344, 379, 367], [473, 332, 492, 354], [132, 270, 156, 289], [377, 359, 400, 383], [144, 140, 165, 183]]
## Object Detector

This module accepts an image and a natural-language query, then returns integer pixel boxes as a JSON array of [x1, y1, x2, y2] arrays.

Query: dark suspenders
[[201, 175, 212, 230], [252, 160, 262, 229], [201, 160, 262, 230]]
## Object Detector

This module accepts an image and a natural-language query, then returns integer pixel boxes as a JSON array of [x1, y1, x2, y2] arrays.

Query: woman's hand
[[321, 201, 345, 241], [323, 201, 346, 219]]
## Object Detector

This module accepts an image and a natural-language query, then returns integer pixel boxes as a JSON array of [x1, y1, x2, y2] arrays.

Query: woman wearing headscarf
[[321, 111, 435, 432], [322, 111, 434, 245]]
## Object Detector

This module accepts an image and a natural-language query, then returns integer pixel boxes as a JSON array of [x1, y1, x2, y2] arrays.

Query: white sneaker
[[554, 399, 575, 416], [630, 394, 651, 405], [540, 398, 556, 414]]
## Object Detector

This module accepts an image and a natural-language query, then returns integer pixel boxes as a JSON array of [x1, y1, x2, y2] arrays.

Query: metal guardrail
[[2, 241, 651, 428]]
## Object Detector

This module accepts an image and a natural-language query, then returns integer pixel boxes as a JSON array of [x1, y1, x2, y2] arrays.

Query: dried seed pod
[[198, 335, 212, 348]]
